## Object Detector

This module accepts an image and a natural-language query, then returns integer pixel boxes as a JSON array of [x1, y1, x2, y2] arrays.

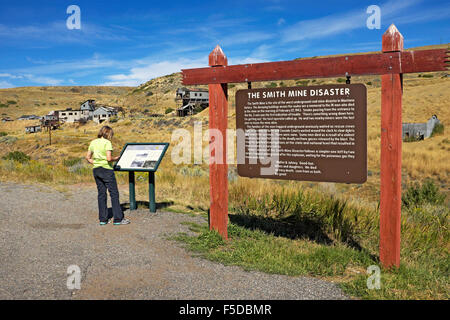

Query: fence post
[[208, 45, 229, 239], [380, 24, 403, 268]]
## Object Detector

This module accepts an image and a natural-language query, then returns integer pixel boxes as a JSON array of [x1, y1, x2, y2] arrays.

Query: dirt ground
[[0, 182, 349, 300]]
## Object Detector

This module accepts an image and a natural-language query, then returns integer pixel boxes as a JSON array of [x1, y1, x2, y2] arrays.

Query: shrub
[[265, 82, 277, 88], [6, 100, 17, 105], [180, 166, 205, 177], [431, 123, 444, 137], [422, 74, 434, 78], [296, 80, 309, 86], [232, 189, 360, 244], [337, 78, 346, 83], [366, 81, 372, 86], [0, 136, 17, 144], [404, 135, 423, 143], [67, 162, 90, 175], [63, 157, 82, 167], [109, 116, 119, 123], [402, 179, 446, 208], [0, 132, 7, 137], [193, 104, 205, 113], [165, 107, 174, 114], [2, 151, 30, 163]]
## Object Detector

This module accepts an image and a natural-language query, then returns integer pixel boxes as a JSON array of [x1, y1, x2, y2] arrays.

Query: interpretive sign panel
[[236, 84, 367, 183], [114, 143, 169, 172]]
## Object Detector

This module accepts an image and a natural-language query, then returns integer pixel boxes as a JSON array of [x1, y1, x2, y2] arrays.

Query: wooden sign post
[[208, 46, 229, 239], [182, 24, 448, 268], [380, 25, 404, 268]]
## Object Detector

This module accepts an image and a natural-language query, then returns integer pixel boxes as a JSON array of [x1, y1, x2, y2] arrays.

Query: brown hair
[[97, 126, 114, 140]]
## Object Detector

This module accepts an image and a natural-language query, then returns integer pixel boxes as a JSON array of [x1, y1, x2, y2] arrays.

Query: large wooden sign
[[236, 84, 367, 183], [181, 24, 448, 268]]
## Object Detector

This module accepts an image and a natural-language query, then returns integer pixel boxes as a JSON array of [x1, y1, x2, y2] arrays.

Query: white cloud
[[23, 74, 63, 86], [12, 55, 121, 76], [0, 21, 129, 46], [246, 44, 274, 61], [0, 80, 13, 88], [281, 10, 366, 42], [387, 3, 450, 25], [228, 57, 268, 65], [0, 73, 23, 79], [102, 57, 207, 86], [281, 0, 422, 42], [210, 31, 276, 47]]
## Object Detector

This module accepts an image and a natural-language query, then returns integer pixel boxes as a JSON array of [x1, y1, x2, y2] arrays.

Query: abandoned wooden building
[[47, 100, 119, 124], [52, 100, 96, 123], [17, 115, 40, 121], [55, 108, 85, 123], [93, 106, 118, 124], [25, 125, 41, 134], [175, 87, 209, 117], [402, 115, 440, 140], [80, 99, 96, 120]]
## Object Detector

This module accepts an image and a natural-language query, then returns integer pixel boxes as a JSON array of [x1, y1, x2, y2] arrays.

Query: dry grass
[[0, 49, 448, 299], [0, 51, 448, 206]]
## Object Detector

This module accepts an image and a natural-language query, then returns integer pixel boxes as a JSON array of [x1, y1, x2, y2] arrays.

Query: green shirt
[[88, 138, 114, 170]]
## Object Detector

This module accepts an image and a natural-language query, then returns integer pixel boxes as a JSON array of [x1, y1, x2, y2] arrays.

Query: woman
[[86, 126, 130, 225]]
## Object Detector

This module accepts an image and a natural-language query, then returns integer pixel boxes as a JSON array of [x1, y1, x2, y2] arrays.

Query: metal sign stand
[[127, 171, 156, 213], [114, 142, 169, 214]]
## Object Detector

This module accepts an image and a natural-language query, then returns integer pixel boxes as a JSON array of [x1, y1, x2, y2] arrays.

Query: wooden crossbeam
[[182, 48, 448, 85]]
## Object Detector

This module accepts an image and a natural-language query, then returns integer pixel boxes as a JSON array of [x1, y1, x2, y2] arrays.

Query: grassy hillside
[[0, 86, 132, 120], [0, 44, 448, 206]]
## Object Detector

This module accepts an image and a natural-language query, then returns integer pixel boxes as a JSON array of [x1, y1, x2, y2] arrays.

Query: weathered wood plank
[[182, 49, 447, 85], [380, 24, 403, 269], [208, 46, 229, 239]]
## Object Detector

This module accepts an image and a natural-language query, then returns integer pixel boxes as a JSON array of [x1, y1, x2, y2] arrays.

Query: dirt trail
[[0, 182, 349, 299]]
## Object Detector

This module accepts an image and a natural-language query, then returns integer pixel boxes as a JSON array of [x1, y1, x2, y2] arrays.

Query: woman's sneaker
[[99, 219, 111, 225], [113, 218, 130, 225]]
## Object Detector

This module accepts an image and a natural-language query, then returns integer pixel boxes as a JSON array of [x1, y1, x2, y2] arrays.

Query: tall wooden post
[[380, 24, 403, 268], [208, 45, 229, 239]]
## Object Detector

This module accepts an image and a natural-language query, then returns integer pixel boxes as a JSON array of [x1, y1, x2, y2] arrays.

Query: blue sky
[[0, 0, 449, 88]]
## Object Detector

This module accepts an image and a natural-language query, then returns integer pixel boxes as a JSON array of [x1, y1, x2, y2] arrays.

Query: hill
[[0, 45, 448, 300], [0, 44, 448, 201]]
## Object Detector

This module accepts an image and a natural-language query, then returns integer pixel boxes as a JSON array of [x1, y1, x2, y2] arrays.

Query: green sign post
[[114, 143, 169, 213]]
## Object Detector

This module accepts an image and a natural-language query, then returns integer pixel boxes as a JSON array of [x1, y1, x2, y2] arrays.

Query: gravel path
[[0, 182, 349, 300]]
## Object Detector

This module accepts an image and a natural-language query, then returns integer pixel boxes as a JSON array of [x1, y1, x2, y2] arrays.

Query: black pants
[[93, 167, 123, 223]]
